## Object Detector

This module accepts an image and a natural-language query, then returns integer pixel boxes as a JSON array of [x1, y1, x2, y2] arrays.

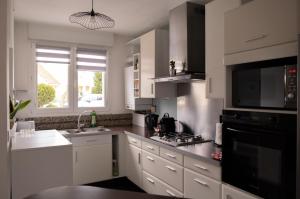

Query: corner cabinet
[[140, 30, 176, 98], [205, 0, 241, 99]]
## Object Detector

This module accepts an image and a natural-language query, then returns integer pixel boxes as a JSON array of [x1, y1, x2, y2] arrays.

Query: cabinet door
[[73, 144, 112, 185], [126, 144, 142, 187], [205, 0, 241, 99], [222, 184, 262, 199], [225, 0, 297, 55], [140, 30, 156, 98], [124, 66, 134, 109], [184, 169, 221, 199]]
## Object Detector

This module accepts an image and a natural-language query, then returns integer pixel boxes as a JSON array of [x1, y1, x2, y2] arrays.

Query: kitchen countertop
[[59, 125, 221, 166], [12, 130, 72, 151], [118, 125, 221, 166]]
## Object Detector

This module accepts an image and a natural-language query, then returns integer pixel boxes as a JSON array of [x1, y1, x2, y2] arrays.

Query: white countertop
[[12, 129, 72, 151]]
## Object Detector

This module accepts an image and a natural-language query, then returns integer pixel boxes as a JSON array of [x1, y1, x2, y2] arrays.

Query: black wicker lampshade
[[69, 0, 115, 30]]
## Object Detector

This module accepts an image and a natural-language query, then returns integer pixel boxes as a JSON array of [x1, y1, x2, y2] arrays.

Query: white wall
[[0, 0, 12, 198], [14, 21, 131, 117]]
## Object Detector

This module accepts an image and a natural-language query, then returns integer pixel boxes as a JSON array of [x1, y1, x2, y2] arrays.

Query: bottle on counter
[[90, 110, 97, 128]]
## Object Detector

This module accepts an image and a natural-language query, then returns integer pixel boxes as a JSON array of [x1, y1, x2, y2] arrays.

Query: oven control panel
[[285, 65, 297, 108]]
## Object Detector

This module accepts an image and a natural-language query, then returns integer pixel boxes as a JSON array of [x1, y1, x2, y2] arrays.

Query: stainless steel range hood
[[154, 2, 205, 83], [154, 73, 205, 83]]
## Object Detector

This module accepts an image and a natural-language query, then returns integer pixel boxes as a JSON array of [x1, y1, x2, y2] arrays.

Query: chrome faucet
[[77, 110, 89, 130]]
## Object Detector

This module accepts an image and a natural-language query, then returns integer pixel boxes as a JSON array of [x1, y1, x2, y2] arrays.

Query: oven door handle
[[225, 127, 258, 136]]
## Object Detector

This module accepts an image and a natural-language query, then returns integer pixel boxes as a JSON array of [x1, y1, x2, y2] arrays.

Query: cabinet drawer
[[142, 141, 159, 155], [157, 175, 183, 198], [184, 168, 221, 199], [143, 171, 183, 198], [142, 151, 184, 191], [184, 156, 221, 180], [160, 147, 183, 165], [71, 135, 112, 147], [127, 135, 142, 148], [142, 171, 161, 195], [222, 184, 262, 199], [158, 156, 183, 192], [142, 151, 160, 176]]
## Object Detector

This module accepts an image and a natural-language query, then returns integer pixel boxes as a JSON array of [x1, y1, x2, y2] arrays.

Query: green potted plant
[[9, 96, 31, 129]]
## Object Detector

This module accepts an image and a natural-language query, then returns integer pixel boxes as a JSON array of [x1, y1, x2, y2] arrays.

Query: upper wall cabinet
[[205, 0, 241, 99], [225, 0, 298, 55], [140, 30, 176, 98]]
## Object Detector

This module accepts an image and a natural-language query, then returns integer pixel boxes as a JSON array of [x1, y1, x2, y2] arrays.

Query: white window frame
[[32, 41, 110, 116]]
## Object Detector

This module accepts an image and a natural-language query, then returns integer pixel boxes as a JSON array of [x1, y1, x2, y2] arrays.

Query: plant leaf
[[10, 100, 31, 119]]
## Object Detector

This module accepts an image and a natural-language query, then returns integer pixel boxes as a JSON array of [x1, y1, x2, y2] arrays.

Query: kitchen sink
[[66, 126, 111, 134]]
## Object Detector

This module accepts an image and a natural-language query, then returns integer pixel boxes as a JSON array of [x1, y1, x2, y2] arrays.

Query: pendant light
[[69, 0, 115, 30]]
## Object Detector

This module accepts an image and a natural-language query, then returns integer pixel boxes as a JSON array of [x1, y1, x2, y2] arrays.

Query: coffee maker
[[145, 113, 159, 130]]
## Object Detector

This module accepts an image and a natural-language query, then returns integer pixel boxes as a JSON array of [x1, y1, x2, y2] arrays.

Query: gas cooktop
[[150, 132, 212, 147]]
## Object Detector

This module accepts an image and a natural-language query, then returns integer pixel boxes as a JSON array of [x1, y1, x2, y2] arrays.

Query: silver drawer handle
[[165, 165, 176, 172], [245, 34, 267, 43], [146, 156, 154, 161], [86, 139, 97, 143], [194, 178, 209, 187], [165, 153, 176, 159], [146, 146, 154, 150], [166, 190, 176, 197], [146, 177, 155, 184], [131, 139, 137, 143], [194, 164, 208, 171]]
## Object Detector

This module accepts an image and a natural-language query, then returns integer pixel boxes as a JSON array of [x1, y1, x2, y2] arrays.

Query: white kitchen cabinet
[[142, 150, 184, 192], [72, 135, 112, 185], [222, 184, 262, 199], [143, 171, 183, 198], [12, 130, 73, 199], [205, 0, 241, 99], [124, 66, 152, 110], [126, 143, 142, 187], [184, 168, 221, 199], [140, 29, 176, 98], [225, 0, 297, 55]]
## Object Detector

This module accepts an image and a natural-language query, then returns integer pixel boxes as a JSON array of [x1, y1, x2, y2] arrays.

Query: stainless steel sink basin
[[65, 126, 111, 134]]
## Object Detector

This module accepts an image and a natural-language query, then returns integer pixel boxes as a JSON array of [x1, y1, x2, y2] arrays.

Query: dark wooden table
[[24, 186, 178, 199]]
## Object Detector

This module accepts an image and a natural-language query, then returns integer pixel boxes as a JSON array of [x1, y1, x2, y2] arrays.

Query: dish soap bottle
[[90, 110, 97, 128]]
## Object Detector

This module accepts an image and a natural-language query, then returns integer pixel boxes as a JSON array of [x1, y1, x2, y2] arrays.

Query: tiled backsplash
[[23, 113, 132, 130]]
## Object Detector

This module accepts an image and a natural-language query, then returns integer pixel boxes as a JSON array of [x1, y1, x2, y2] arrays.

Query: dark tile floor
[[85, 177, 145, 193]]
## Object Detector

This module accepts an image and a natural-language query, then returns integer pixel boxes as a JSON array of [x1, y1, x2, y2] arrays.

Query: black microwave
[[232, 57, 297, 110]]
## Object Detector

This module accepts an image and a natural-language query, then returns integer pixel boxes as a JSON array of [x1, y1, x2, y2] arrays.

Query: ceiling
[[14, 0, 206, 36]]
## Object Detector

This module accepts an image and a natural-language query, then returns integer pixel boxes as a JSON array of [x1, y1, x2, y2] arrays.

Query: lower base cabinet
[[184, 168, 221, 199], [143, 171, 183, 198], [72, 135, 113, 185], [126, 144, 142, 187], [222, 184, 262, 199], [73, 144, 112, 185]]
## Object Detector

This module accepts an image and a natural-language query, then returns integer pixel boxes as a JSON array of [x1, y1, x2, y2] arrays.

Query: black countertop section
[[110, 125, 222, 166], [25, 186, 175, 199]]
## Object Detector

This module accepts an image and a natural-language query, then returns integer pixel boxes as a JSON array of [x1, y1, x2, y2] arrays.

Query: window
[[76, 48, 107, 108], [36, 45, 70, 108], [35, 44, 108, 112]]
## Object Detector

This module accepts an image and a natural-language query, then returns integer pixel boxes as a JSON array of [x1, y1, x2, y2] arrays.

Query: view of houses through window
[[36, 45, 107, 110]]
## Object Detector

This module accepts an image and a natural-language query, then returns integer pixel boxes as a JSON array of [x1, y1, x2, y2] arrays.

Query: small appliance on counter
[[159, 113, 176, 134], [145, 113, 159, 130]]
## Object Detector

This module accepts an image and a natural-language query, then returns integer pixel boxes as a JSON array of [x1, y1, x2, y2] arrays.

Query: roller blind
[[36, 45, 71, 64], [76, 48, 107, 71]]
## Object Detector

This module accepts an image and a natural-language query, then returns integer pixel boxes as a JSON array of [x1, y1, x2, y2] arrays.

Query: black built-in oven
[[222, 110, 296, 199], [232, 56, 297, 110]]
